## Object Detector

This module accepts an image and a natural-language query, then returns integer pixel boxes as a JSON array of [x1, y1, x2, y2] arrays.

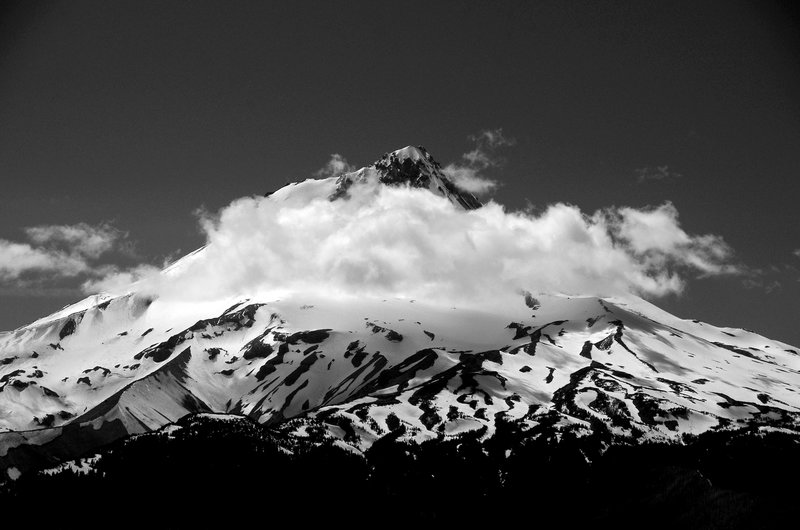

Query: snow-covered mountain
[[1, 146, 799, 481]]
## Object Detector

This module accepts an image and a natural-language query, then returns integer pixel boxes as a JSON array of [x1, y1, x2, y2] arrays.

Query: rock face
[[0, 146, 799, 484], [330, 145, 482, 210]]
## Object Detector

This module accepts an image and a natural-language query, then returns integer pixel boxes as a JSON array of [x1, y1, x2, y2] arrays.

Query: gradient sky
[[1, 0, 799, 344]]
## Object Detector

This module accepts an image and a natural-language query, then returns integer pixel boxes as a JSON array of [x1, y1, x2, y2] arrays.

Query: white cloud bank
[[89, 176, 738, 308]]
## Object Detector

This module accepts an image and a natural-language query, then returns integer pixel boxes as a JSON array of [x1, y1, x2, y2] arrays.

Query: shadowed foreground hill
[[2, 414, 797, 528]]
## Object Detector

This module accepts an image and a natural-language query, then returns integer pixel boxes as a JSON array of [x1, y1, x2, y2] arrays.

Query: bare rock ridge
[[330, 145, 482, 210]]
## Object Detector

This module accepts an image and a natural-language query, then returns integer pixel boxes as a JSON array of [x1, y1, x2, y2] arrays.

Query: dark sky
[[1, 0, 799, 345]]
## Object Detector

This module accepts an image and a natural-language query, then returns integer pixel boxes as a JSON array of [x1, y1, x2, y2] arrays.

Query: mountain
[[330, 145, 482, 209], [1, 146, 799, 523]]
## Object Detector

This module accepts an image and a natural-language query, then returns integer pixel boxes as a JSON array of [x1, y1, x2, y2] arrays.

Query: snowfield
[[1, 146, 798, 478]]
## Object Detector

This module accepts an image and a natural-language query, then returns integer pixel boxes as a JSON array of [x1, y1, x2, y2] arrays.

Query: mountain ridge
[[330, 145, 482, 209], [1, 146, 798, 483]]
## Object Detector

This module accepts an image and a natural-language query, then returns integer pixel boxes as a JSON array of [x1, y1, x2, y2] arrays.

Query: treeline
[[1, 415, 797, 528]]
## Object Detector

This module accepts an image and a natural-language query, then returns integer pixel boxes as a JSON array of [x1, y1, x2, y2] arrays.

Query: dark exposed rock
[[41, 386, 59, 398], [205, 348, 224, 361], [11, 380, 31, 391], [82, 366, 111, 376], [59, 319, 77, 340], [255, 342, 291, 381], [285, 329, 330, 344], [242, 336, 274, 360], [351, 348, 369, 367], [283, 353, 319, 387], [594, 333, 615, 350], [366, 322, 402, 342], [385, 330, 403, 342], [523, 291, 541, 310], [34, 414, 56, 428], [507, 322, 531, 340], [713, 341, 759, 360]]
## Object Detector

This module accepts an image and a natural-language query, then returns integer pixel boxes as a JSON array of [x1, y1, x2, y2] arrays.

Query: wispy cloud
[[738, 255, 800, 292], [24, 222, 124, 259], [442, 128, 516, 195], [635, 165, 682, 184], [314, 153, 355, 179], [82, 264, 161, 294], [0, 241, 89, 281], [0, 222, 129, 285], [740, 263, 783, 293], [742, 277, 782, 294]]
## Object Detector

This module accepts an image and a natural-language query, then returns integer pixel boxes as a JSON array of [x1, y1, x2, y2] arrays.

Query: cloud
[[314, 154, 355, 179], [440, 166, 498, 195], [635, 166, 682, 183], [0, 241, 88, 281], [442, 128, 516, 195], [0, 222, 128, 284], [24, 222, 123, 259], [605, 202, 737, 276], [793, 249, 800, 259], [91, 176, 739, 308], [742, 278, 781, 294], [469, 128, 517, 150], [81, 264, 161, 294]]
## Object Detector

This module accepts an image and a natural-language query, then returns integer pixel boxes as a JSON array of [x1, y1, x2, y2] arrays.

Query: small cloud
[[469, 128, 516, 150], [0, 222, 132, 287], [315, 154, 355, 179], [24, 222, 123, 259], [0, 241, 88, 281], [442, 166, 498, 195], [635, 166, 682, 184], [742, 276, 782, 294], [442, 128, 516, 195], [765, 280, 781, 293], [793, 249, 800, 259]]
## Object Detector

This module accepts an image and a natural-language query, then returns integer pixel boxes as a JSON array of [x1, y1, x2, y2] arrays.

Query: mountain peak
[[390, 145, 428, 162], [330, 145, 482, 210]]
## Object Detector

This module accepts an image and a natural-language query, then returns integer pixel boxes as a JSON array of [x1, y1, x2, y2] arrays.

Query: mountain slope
[[1, 146, 799, 480]]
